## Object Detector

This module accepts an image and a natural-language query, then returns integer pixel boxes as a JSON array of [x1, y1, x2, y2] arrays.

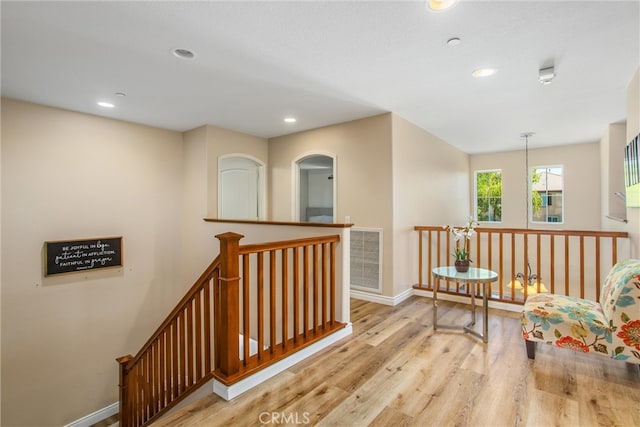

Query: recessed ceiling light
[[284, 117, 297, 123], [172, 48, 196, 60], [472, 68, 498, 77], [97, 101, 115, 108], [428, 0, 458, 11], [447, 37, 461, 46]]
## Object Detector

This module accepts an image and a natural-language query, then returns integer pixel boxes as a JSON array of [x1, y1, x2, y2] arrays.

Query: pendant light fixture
[[506, 133, 548, 294]]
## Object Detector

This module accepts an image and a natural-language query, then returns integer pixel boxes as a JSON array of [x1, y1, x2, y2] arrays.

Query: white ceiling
[[1, 1, 638, 154]]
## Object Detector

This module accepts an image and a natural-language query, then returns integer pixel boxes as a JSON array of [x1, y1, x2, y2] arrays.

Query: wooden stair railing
[[414, 226, 629, 304], [117, 232, 345, 427]]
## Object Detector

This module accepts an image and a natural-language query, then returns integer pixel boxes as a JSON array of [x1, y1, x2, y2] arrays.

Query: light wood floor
[[154, 297, 640, 427]]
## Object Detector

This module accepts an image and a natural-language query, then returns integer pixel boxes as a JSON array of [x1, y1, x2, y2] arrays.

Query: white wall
[[600, 123, 628, 230], [626, 67, 640, 258], [1, 99, 185, 426], [307, 169, 333, 208], [391, 114, 470, 296], [470, 142, 602, 230]]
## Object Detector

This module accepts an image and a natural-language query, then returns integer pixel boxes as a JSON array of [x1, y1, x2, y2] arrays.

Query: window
[[475, 170, 502, 222], [531, 166, 563, 223]]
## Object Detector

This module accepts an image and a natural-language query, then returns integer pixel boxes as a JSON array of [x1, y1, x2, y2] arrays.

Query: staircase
[[116, 232, 347, 427]]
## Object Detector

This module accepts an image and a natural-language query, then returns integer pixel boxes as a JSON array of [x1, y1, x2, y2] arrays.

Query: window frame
[[474, 169, 503, 223], [530, 164, 564, 225]]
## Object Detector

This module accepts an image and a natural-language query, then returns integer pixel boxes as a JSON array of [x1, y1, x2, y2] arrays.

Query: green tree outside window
[[475, 170, 502, 222]]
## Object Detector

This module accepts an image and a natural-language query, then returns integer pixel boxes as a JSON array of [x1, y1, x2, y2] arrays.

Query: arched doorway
[[293, 153, 336, 222]]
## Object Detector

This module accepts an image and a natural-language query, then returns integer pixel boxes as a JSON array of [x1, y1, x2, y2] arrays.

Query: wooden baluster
[[487, 231, 492, 271], [282, 248, 289, 350], [536, 234, 541, 293], [612, 236, 618, 265], [438, 230, 443, 291], [270, 250, 276, 352], [213, 270, 221, 371], [144, 351, 151, 421], [303, 245, 309, 338], [293, 247, 300, 342], [186, 302, 193, 387], [171, 318, 178, 400], [418, 230, 423, 286], [564, 235, 570, 296], [133, 361, 140, 426], [510, 233, 515, 301], [203, 281, 212, 374], [330, 241, 336, 326], [167, 320, 174, 405], [242, 255, 250, 364], [313, 244, 319, 333], [595, 237, 601, 301], [195, 291, 202, 380], [550, 235, 555, 294], [498, 232, 504, 300], [257, 252, 264, 360], [579, 236, 585, 298], [523, 233, 528, 300], [178, 310, 186, 393], [476, 230, 481, 269], [321, 243, 328, 329], [427, 230, 432, 289], [156, 337, 162, 412]]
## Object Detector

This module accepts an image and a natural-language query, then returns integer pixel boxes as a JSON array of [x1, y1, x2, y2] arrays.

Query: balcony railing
[[414, 226, 630, 304]]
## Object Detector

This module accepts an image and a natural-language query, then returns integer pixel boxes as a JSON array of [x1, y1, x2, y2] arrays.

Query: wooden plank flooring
[[153, 297, 640, 426]]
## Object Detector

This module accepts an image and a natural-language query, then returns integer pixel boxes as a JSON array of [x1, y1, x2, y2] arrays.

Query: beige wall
[[391, 114, 469, 295], [626, 67, 640, 258], [268, 114, 395, 295], [181, 126, 219, 285], [600, 123, 628, 230], [1, 99, 185, 426], [470, 142, 601, 230], [203, 125, 269, 218]]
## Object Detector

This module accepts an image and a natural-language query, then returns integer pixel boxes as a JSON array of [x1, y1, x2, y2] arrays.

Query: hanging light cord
[[525, 134, 529, 229], [521, 132, 534, 229]]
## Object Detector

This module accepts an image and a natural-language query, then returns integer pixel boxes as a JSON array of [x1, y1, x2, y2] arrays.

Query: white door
[[220, 156, 261, 220]]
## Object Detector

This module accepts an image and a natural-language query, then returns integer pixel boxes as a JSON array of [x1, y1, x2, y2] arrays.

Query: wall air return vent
[[350, 228, 382, 294]]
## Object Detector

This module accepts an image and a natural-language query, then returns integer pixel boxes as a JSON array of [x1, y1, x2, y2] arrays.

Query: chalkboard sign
[[44, 236, 123, 276]]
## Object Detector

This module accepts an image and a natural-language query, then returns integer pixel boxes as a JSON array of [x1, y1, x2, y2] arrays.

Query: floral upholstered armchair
[[521, 259, 640, 364]]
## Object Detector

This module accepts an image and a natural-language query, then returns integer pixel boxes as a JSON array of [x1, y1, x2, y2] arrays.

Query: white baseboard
[[213, 324, 353, 401], [65, 401, 118, 427], [350, 287, 412, 306]]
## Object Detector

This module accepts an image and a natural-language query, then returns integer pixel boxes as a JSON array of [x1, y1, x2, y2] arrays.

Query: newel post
[[216, 231, 244, 377], [116, 354, 133, 427]]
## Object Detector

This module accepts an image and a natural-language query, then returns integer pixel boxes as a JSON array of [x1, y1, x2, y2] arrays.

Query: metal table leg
[[433, 273, 438, 330], [463, 281, 488, 343]]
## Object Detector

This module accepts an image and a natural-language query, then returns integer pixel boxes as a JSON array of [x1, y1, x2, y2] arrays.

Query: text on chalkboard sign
[[45, 237, 123, 276]]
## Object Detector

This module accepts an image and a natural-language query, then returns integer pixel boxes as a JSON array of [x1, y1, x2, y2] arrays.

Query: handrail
[[117, 232, 345, 427], [124, 255, 222, 368], [414, 225, 629, 305]]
